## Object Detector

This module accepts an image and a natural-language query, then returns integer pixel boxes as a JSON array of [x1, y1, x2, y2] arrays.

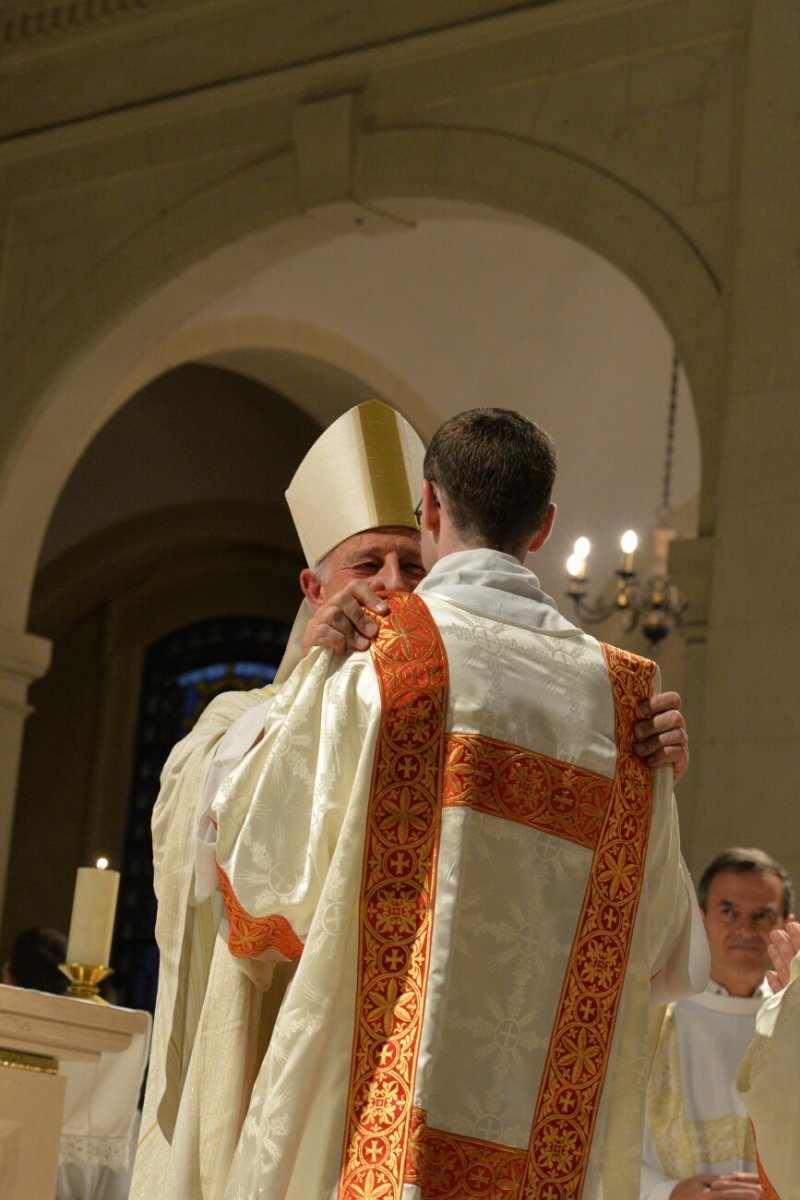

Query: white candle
[[65, 864, 120, 966], [619, 529, 639, 575]]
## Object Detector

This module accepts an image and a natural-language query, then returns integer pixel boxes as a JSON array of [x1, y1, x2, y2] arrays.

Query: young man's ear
[[527, 502, 557, 554], [421, 478, 441, 533], [300, 568, 325, 611]]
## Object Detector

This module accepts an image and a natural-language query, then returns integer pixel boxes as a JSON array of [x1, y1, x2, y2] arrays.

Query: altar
[[0, 984, 150, 1200]]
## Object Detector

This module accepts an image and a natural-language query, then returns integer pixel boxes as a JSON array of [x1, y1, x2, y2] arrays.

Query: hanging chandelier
[[565, 348, 689, 645]]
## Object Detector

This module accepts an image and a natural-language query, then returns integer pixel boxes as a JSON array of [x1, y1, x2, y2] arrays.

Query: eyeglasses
[[413, 486, 440, 527]]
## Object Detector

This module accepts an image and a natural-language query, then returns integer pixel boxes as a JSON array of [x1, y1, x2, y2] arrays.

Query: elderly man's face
[[304, 527, 426, 609]]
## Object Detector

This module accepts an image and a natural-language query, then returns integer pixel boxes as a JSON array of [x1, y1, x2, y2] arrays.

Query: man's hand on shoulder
[[633, 690, 689, 783], [302, 581, 390, 656]]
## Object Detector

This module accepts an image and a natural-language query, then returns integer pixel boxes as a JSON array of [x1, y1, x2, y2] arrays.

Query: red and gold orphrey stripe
[[442, 734, 612, 850], [338, 591, 449, 1199], [218, 866, 305, 960], [407, 1107, 526, 1198], [521, 643, 656, 1198]]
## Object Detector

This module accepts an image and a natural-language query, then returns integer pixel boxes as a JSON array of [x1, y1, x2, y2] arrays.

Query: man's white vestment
[[640, 982, 769, 1199], [215, 550, 703, 1200]]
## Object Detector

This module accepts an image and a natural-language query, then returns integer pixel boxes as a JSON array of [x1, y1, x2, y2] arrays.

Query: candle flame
[[96, 857, 109, 870]]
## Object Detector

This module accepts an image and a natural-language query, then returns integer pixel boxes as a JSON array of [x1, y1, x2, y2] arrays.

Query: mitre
[[285, 399, 425, 567]]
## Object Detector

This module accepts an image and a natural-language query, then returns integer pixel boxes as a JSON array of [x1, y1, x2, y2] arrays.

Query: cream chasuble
[[736, 953, 800, 1199], [214, 551, 700, 1200]]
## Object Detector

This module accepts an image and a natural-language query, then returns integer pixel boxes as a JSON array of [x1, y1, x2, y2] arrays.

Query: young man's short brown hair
[[423, 408, 557, 555]]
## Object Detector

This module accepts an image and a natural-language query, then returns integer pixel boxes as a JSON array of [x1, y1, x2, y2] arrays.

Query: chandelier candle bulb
[[567, 537, 591, 582], [566, 552, 586, 581], [563, 348, 686, 644], [619, 530, 638, 574], [65, 863, 120, 967]]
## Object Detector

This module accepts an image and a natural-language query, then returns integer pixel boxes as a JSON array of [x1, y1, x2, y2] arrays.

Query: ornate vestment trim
[[338, 592, 449, 1200], [443, 733, 612, 850], [60, 1132, 132, 1170], [521, 642, 655, 1198], [406, 1106, 526, 1196], [217, 866, 305, 960]]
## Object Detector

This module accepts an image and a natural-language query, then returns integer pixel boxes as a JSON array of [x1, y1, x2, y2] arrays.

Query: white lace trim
[[59, 1133, 130, 1170]]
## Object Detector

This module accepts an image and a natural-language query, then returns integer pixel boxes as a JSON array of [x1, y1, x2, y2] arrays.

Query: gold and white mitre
[[285, 398, 425, 568], [275, 400, 425, 683]]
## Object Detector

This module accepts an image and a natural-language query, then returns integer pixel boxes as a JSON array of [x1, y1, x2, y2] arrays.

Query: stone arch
[[357, 127, 724, 516], [0, 125, 723, 633]]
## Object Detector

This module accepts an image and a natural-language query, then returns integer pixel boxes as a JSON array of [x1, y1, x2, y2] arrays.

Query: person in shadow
[[2, 926, 69, 994]]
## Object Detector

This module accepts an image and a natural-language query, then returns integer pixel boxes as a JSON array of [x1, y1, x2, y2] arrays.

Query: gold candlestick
[[58, 962, 114, 1003]]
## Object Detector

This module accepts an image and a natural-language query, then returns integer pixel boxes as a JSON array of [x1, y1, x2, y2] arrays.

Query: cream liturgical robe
[[133, 397, 428, 1199], [640, 983, 770, 1200], [131, 685, 277, 1200], [736, 953, 800, 1199], [214, 550, 703, 1200]]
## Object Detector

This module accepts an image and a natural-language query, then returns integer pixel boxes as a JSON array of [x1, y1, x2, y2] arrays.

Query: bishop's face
[[311, 527, 426, 606]]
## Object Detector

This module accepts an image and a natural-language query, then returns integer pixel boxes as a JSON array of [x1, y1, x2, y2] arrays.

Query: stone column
[[690, 1, 800, 877], [0, 626, 52, 917]]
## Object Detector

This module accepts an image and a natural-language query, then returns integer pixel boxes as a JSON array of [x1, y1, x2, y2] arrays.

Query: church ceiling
[[1, 0, 564, 140]]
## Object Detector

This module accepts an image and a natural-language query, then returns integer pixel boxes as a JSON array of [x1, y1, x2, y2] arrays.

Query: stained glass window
[[115, 616, 290, 1011]]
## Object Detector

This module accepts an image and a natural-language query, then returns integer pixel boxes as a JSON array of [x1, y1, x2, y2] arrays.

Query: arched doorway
[[0, 136, 716, 925]]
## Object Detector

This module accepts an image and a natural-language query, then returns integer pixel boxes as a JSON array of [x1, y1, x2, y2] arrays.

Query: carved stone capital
[[0, 625, 51, 715]]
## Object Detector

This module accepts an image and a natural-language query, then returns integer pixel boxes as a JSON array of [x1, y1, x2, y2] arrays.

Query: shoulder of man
[[161, 686, 275, 775]]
